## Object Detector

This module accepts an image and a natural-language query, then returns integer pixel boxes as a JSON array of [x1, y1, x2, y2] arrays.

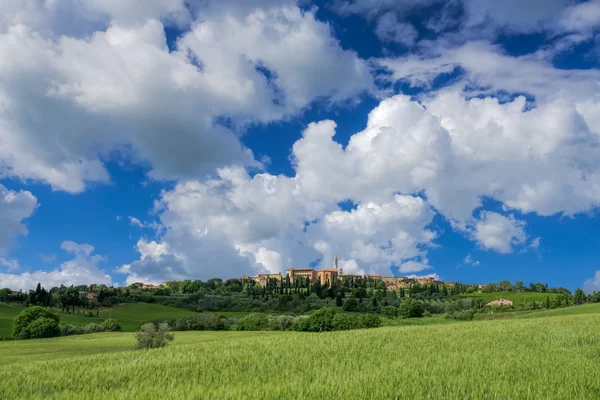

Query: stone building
[[485, 298, 513, 307], [254, 273, 282, 286], [285, 268, 316, 284]]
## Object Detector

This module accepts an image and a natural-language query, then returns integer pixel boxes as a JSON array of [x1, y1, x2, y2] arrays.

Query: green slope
[[1, 303, 202, 336], [98, 303, 200, 331], [1, 314, 600, 399], [458, 291, 559, 304], [515, 302, 600, 318], [0, 303, 99, 337]]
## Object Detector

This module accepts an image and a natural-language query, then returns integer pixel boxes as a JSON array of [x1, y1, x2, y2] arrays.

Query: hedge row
[[156, 308, 382, 333]]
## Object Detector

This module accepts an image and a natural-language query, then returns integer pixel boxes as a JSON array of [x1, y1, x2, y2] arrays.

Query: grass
[[1, 304, 600, 399], [515, 302, 600, 319], [458, 291, 559, 305]]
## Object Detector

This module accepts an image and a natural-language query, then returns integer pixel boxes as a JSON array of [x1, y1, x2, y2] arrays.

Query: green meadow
[[0, 303, 98, 337], [1, 304, 600, 399], [1, 303, 207, 336]]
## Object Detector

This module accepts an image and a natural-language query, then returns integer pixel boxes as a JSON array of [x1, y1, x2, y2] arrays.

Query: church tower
[[334, 255, 342, 276]]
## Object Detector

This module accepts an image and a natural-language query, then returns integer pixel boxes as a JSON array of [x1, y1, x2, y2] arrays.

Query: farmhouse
[[85, 292, 98, 301], [485, 298, 513, 307], [141, 283, 159, 289]]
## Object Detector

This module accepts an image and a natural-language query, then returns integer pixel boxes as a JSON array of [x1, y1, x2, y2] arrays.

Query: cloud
[[0, 258, 20, 271], [583, 270, 600, 294], [129, 217, 144, 228], [117, 161, 437, 282], [463, 254, 480, 267], [119, 74, 600, 281], [0, 184, 38, 253], [398, 260, 432, 273], [374, 12, 418, 45], [0, 241, 113, 290], [0, 2, 372, 192], [333, 0, 439, 20], [462, 0, 572, 33], [40, 254, 56, 263], [472, 212, 526, 254], [529, 237, 541, 250]]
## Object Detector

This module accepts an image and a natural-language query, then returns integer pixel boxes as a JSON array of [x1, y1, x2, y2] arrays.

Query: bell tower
[[334, 255, 342, 276]]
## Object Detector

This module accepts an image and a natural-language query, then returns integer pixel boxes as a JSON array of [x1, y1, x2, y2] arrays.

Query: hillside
[[458, 291, 559, 305], [0, 303, 201, 336], [0, 303, 101, 337], [1, 304, 600, 399]]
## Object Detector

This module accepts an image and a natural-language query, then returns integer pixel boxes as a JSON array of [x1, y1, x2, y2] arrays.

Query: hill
[[1, 304, 599, 399]]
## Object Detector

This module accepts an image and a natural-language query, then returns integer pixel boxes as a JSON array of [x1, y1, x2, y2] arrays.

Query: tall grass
[[1, 310, 600, 399]]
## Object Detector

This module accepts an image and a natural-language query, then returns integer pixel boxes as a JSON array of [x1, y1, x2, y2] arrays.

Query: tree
[[134, 323, 174, 350], [335, 293, 343, 307], [343, 297, 359, 312], [380, 306, 398, 319], [515, 280, 524, 291], [399, 298, 424, 318], [307, 308, 336, 332], [101, 318, 122, 332], [13, 306, 61, 339], [574, 288, 586, 305]]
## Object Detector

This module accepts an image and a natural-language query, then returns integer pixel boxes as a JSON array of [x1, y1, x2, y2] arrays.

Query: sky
[[1, 0, 600, 292]]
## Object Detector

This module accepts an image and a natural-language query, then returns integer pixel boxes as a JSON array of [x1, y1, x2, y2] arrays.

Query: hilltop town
[[245, 256, 457, 290], [136, 256, 461, 292]]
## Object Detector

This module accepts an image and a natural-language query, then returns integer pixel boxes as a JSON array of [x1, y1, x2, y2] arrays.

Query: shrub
[[235, 314, 270, 331], [343, 298, 359, 312], [134, 322, 174, 350], [307, 307, 336, 332], [290, 315, 310, 332], [445, 309, 475, 321], [267, 315, 295, 331], [423, 310, 432, 318], [21, 317, 60, 339], [83, 323, 104, 334], [60, 324, 80, 336], [380, 306, 399, 319], [444, 302, 461, 313], [332, 314, 361, 331], [14, 306, 61, 339], [359, 314, 382, 329], [101, 318, 122, 332], [399, 299, 424, 319]]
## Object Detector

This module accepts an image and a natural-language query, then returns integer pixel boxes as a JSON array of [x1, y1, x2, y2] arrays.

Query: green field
[[1, 304, 600, 399], [0, 303, 102, 337], [98, 303, 201, 331], [458, 291, 559, 305], [0, 303, 203, 336]]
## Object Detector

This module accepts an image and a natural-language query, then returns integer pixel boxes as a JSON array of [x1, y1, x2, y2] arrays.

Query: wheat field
[[1, 306, 600, 399]]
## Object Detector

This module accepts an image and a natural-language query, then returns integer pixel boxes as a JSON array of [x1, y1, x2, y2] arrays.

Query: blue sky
[[1, 0, 600, 292]]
